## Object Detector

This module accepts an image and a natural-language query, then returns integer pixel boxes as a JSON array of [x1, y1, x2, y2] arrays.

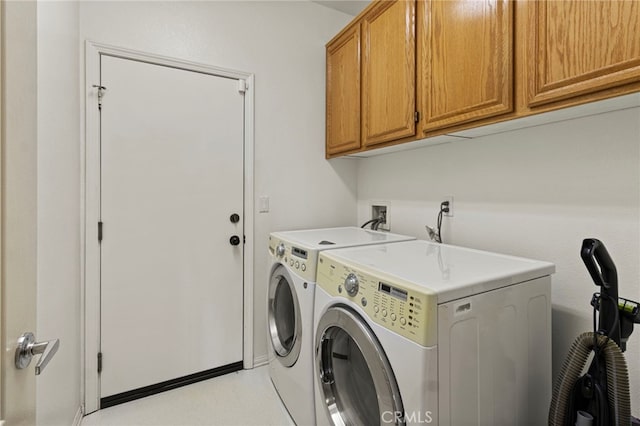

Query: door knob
[[230, 213, 240, 223], [15, 332, 60, 375], [230, 235, 241, 246]]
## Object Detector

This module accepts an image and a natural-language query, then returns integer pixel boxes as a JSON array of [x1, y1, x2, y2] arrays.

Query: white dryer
[[267, 227, 415, 426], [313, 240, 555, 426]]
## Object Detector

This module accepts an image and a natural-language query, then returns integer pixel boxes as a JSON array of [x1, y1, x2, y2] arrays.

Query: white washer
[[267, 227, 415, 426], [314, 240, 555, 426]]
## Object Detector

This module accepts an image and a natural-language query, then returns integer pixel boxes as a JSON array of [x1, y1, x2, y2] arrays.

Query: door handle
[[15, 332, 60, 375]]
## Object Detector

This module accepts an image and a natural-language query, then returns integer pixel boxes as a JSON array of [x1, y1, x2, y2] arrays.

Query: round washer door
[[268, 264, 302, 367], [315, 305, 405, 425]]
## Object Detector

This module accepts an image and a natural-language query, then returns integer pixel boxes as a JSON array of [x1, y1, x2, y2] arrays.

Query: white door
[[2, 1, 39, 422], [99, 55, 244, 401]]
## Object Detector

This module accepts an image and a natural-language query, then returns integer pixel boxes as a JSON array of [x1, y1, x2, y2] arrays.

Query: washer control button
[[374, 306, 379, 313], [290, 259, 294, 266], [390, 313, 397, 321], [344, 273, 359, 297], [361, 297, 367, 307], [338, 285, 343, 294], [400, 317, 406, 325], [382, 309, 388, 317], [301, 263, 306, 271], [276, 243, 285, 257], [295, 261, 299, 269]]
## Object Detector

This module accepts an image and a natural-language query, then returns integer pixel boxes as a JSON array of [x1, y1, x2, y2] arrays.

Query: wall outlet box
[[371, 204, 390, 231]]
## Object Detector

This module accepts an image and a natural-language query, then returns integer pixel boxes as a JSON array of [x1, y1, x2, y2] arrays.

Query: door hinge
[[243, 235, 246, 244], [93, 85, 107, 110], [237, 79, 247, 94], [97, 352, 103, 373], [414, 111, 420, 123], [98, 221, 103, 242]]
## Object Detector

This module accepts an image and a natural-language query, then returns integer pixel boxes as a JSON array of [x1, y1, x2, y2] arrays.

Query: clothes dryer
[[314, 240, 555, 425], [267, 227, 415, 425]]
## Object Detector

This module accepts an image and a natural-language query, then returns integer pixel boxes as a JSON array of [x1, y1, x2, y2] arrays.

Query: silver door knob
[[15, 332, 60, 375]]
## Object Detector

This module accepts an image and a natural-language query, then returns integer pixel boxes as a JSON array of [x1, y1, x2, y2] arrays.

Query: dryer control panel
[[317, 253, 437, 347], [269, 236, 316, 282]]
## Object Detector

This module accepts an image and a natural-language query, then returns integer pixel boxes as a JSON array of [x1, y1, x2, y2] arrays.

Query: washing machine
[[267, 227, 415, 426], [313, 240, 555, 426]]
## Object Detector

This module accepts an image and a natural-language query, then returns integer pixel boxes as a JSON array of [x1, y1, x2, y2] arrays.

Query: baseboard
[[101, 361, 243, 409], [73, 406, 83, 426], [253, 353, 269, 367]]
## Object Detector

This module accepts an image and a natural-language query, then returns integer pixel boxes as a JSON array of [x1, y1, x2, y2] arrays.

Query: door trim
[[0, 0, 4, 418], [82, 41, 255, 414]]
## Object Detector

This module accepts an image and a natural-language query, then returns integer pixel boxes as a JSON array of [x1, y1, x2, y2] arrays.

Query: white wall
[[36, 2, 82, 425], [26, 0, 640, 421], [78, 1, 356, 365], [357, 107, 640, 416]]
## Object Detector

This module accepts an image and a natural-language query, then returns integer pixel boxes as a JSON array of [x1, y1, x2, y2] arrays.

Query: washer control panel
[[269, 236, 315, 281], [317, 253, 437, 347]]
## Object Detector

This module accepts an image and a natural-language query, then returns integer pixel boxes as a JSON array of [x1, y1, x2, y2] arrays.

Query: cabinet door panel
[[528, 0, 640, 107], [422, 0, 513, 132], [362, 0, 416, 147], [326, 25, 361, 156]]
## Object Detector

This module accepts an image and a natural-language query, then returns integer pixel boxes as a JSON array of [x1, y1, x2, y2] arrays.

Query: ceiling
[[312, 0, 370, 16]]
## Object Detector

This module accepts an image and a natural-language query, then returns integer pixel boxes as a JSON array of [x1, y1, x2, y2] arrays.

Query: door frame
[[0, 0, 4, 418], [82, 41, 255, 414]]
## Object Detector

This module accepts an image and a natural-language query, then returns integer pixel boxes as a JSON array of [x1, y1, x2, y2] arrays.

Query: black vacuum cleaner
[[549, 239, 640, 426]]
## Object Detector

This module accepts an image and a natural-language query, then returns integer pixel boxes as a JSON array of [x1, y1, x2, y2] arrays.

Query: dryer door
[[315, 306, 404, 425], [268, 264, 302, 367]]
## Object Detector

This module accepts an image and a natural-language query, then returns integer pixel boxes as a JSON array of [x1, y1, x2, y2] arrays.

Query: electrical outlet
[[371, 204, 390, 231], [442, 196, 453, 217]]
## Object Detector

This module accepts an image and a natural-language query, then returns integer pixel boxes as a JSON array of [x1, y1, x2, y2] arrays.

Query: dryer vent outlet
[[371, 205, 389, 231]]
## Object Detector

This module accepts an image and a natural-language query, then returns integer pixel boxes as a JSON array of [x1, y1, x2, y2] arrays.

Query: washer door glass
[[268, 265, 302, 367], [316, 306, 404, 425]]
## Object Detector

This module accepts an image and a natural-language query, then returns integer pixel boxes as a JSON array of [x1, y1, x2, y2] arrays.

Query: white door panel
[[2, 1, 38, 422], [100, 55, 244, 397]]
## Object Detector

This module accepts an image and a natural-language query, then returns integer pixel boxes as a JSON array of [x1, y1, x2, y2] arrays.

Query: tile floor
[[81, 366, 295, 426]]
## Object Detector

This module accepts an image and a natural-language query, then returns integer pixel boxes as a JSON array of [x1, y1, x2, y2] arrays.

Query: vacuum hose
[[549, 332, 631, 426]]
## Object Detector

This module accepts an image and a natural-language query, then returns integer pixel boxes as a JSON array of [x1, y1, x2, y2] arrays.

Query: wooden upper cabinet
[[326, 24, 361, 157], [362, 0, 416, 147], [528, 0, 640, 107], [420, 0, 513, 132]]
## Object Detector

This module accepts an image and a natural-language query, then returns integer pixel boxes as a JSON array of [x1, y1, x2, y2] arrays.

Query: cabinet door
[[421, 0, 513, 132], [326, 24, 361, 157], [528, 1, 640, 107], [362, 0, 416, 147]]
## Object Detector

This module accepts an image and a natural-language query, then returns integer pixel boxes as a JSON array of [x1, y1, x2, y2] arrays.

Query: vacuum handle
[[581, 239, 618, 290]]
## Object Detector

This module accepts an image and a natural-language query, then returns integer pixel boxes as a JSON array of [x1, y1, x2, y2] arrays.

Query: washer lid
[[320, 240, 555, 304], [270, 227, 414, 251]]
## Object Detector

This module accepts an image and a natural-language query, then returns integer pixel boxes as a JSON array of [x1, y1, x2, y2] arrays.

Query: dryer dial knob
[[344, 273, 359, 297], [276, 243, 285, 257]]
